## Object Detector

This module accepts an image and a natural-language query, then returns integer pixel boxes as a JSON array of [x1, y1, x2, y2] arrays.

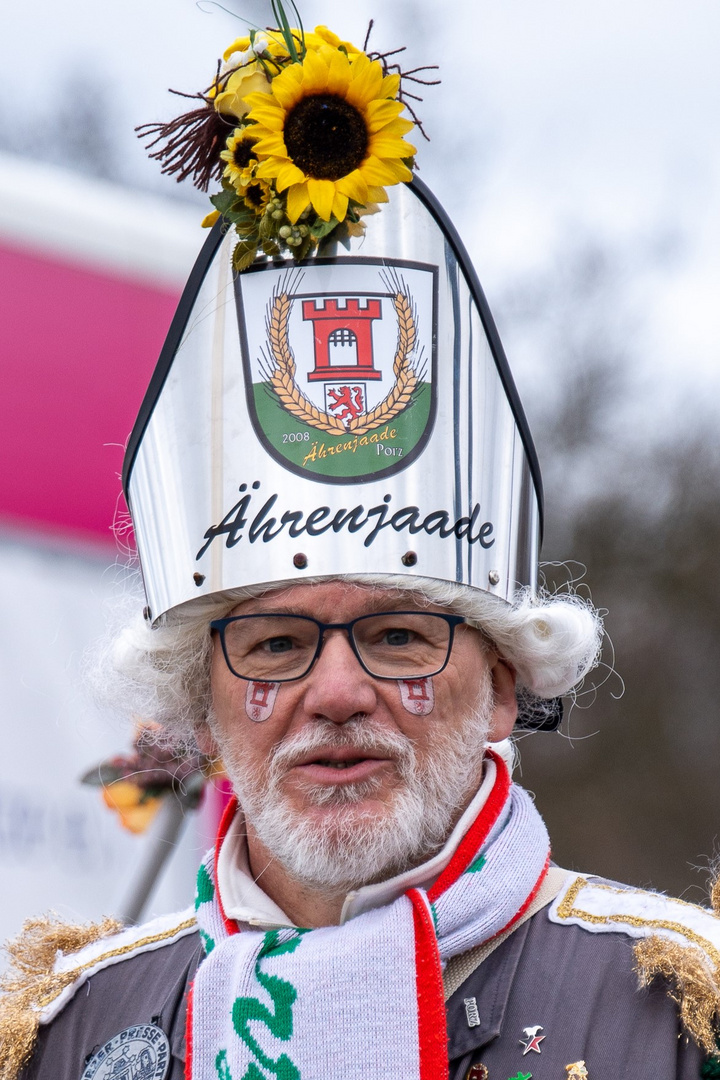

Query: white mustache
[[268, 717, 416, 776]]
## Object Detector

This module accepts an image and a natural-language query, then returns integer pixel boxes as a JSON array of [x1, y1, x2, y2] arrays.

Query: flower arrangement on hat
[[137, 1, 436, 270]]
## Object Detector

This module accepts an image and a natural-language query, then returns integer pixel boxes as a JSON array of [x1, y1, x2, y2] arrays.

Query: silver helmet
[[123, 177, 541, 624]]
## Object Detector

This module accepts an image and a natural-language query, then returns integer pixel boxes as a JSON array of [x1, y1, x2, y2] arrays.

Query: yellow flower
[[223, 26, 360, 64], [214, 27, 361, 121], [244, 45, 416, 223], [214, 64, 273, 120], [102, 781, 162, 835], [243, 178, 272, 214], [303, 26, 361, 56], [202, 209, 221, 228], [220, 128, 261, 190]]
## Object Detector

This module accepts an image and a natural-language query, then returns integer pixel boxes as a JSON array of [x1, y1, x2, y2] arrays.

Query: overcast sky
[[4, 0, 719, 393]]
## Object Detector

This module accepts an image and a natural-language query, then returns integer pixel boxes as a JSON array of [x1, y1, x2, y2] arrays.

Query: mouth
[[290, 750, 392, 785], [315, 759, 363, 770]]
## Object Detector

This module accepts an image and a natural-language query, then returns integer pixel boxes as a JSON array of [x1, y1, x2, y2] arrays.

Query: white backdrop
[[0, 528, 216, 947]]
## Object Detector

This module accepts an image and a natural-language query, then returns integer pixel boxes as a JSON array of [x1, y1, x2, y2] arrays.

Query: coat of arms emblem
[[235, 258, 437, 482]]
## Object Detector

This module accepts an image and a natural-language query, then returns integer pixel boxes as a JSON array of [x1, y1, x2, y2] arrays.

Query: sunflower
[[242, 177, 272, 214], [220, 128, 261, 190], [244, 45, 416, 223]]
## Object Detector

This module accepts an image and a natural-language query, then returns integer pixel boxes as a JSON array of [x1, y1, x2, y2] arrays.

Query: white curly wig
[[87, 573, 603, 747]]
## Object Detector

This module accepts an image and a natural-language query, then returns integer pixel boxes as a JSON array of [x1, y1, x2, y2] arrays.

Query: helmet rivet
[[488, 570, 500, 585], [293, 553, 308, 569], [401, 551, 418, 567], [143, 606, 152, 622], [193, 572, 205, 586]]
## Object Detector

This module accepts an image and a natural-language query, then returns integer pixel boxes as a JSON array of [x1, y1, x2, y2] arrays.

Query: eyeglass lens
[[219, 613, 455, 681]]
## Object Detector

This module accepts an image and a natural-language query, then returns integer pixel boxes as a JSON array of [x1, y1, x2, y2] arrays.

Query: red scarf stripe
[[427, 750, 510, 903], [408, 889, 449, 1080], [184, 981, 195, 1080], [214, 796, 241, 937], [489, 852, 551, 943], [509, 852, 550, 926]]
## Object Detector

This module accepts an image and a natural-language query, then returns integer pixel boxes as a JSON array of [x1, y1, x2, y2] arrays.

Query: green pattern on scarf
[[216, 1050, 270, 1080], [196, 863, 215, 909], [466, 854, 487, 873], [216, 1049, 232, 1079], [200, 928, 216, 955], [230, 930, 306, 1080]]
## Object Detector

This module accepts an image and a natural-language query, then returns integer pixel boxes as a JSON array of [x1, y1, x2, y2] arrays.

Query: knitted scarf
[[188, 752, 550, 1080]]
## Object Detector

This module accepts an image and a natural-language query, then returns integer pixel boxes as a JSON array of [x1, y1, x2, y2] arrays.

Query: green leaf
[[230, 213, 259, 236], [233, 240, 259, 272], [261, 239, 282, 257], [210, 188, 241, 215], [271, 0, 304, 63], [258, 214, 279, 240], [309, 216, 340, 240], [293, 235, 315, 261]]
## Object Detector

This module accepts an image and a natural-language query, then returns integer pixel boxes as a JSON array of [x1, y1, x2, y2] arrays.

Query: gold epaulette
[[0, 914, 123, 1079], [550, 872, 720, 1055], [0, 907, 196, 1080]]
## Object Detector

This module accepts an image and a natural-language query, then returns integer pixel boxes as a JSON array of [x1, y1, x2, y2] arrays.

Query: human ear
[[487, 655, 518, 741], [195, 722, 220, 759]]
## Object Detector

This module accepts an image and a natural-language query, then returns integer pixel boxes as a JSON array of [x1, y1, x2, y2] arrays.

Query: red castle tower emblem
[[302, 296, 383, 381]]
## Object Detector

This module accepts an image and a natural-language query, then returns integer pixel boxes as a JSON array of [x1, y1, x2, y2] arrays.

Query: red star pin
[[520, 1025, 546, 1055]]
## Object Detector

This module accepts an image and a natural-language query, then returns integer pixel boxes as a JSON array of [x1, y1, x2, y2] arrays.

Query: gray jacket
[[22, 901, 704, 1079]]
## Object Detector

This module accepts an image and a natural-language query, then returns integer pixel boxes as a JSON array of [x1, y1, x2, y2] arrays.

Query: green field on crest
[[252, 382, 432, 479]]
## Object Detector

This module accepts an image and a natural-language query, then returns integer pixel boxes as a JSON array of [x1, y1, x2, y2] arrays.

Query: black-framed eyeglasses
[[210, 611, 466, 683]]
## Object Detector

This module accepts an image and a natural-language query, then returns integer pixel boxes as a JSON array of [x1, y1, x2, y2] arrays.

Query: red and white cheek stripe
[[398, 677, 435, 715], [244, 680, 280, 722]]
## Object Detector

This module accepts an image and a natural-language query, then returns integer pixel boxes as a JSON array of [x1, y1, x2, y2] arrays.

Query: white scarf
[[189, 752, 550, 1080]]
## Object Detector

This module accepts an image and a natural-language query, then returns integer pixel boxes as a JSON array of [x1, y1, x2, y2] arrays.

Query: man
[[4, 15, 720, 1080]]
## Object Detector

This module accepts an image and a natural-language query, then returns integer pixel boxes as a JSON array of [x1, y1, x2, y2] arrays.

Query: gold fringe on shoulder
[[634, 937, 720, 1054], [635, 872, 720, 1056], [0, 914, 122, 1080], [711, 874, 720, 918]]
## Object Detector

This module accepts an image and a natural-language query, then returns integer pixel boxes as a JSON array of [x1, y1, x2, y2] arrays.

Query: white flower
[[221, 49, 251, 74]]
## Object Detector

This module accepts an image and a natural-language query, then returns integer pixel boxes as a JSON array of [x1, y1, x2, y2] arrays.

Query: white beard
[[212, 677, 494, 892]]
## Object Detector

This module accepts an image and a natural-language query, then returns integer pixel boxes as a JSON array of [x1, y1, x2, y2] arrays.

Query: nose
[[300, 628, 378, 724]]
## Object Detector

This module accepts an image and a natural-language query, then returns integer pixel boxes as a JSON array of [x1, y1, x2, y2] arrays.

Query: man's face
[[204, 581, 517, 888]]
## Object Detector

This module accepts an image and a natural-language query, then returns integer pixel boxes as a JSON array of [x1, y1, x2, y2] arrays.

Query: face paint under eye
[[245, 680, 280, 722], [398, 677, 435, 716]]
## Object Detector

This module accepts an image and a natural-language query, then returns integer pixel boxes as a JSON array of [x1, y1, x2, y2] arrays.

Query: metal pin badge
[[519, 1025, 545, 1055], [463, 996, 481, 1027], [80, 1024, 170, 1079], [565, 1063, 588, 1079], [464, 1065, 488, 1080]]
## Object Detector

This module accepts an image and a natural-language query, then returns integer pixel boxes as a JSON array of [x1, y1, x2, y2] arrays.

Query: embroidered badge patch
[[236, 260, 437, 484], [80, 1023, 170, 1079]]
